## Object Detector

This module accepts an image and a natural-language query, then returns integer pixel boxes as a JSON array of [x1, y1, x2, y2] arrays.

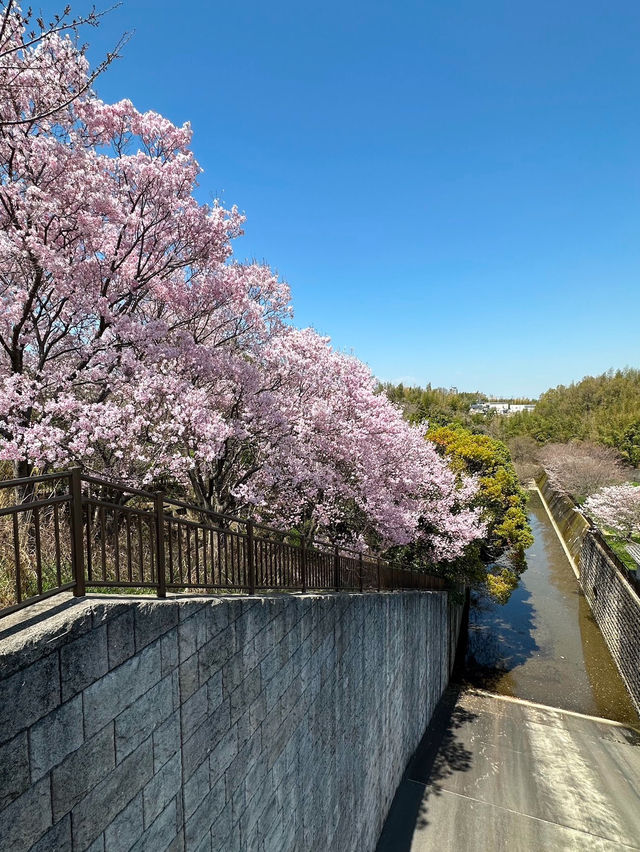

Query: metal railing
[[0, 468, 445, 618]]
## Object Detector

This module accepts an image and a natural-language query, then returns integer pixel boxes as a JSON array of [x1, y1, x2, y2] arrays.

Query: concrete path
[[376, 686, 640, 851]]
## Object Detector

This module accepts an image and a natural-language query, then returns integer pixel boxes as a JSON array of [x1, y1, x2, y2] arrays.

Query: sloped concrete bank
[[537, 473, 640, 716], [0, 590, 462, 852]]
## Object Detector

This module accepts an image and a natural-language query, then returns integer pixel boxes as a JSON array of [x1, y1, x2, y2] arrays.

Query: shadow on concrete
[[376, 684, 476, 851]]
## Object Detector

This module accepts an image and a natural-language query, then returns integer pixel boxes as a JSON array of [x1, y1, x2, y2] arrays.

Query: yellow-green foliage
[[428, 425, 534, 556], [486, 567, 520, 605]]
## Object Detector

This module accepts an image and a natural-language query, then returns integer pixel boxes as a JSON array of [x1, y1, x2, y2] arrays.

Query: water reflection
[[464, 491, 640, 728]]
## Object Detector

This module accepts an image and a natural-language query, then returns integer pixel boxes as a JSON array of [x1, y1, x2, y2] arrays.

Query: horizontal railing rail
[[0, 468, 445, 618]]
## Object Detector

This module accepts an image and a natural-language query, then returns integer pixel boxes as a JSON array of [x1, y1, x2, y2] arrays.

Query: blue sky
[[49, 1, 640, 397]]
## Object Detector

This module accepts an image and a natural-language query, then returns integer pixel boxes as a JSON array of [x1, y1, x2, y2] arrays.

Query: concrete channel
[[377, 490, 640, 851]]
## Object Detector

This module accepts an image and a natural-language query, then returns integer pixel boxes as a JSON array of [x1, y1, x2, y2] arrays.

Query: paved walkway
[[376, 686, 640, 851]]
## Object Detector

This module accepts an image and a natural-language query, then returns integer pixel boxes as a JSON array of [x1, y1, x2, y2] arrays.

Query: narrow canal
[[464, 489, 640, 728]]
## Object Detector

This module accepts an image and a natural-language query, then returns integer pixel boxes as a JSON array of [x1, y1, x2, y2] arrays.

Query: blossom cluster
[[584, 484, 640, 541]]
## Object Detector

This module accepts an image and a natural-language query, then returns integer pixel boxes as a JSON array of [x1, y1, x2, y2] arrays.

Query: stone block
[[83, 641, 161, 736], [209, 724, 239, 785], [230, 610, 254, 657], [183, 754, 210, 821], [60, 624, 109, 701], [152, 709, 181, 772], [30, 694, 84, 780], [104, 792, 144, 851], [222, 649, 247, 697], [115, 674, 174, 763], [178, 601, 207, 621], [0, 731, 29, 809], [85, 834, 105, 852], [180, 681, 209, 742], [249, 690, 267, 734], [52, 723, 115, 821], [0, 652, 60, 743], [206, 601, 229, 641], [161, 630, 179, 676], [70, 738, 153, 850], [230, 666, 262, 727], [29, 814, 72, 852], [185, 773, 226, 850], [228, 774, 246, 827], [224, 731, 262, 799], [178, 651, 200, 703], [206, 669, 223, 715], [166, 831, 186, 852], [0, 776, 51, 851], [259, 646, 281, 687], [182, 700, 230, 780], [209, 807, 234, 852], [107, 609, 136, 670], [258, 798, 282, 849], [192, 830, 213, 852], [240, 637, 260, 674], [130, 796, 178, 852], [198, 636, 233, 685], [143, 750, 182, 828], [132, 601, 179, 652], [242, 785, 277, 851], [178, 608, 207, 662]]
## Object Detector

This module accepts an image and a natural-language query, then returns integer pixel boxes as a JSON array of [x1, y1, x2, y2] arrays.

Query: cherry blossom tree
[[539, 441, 627, 501], [0, 3, 485, 560], [584, 484, 640, 540], [236, 327, 485, 560]]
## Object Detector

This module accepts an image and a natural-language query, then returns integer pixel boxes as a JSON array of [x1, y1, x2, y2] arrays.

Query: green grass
[[603, 532, 640, 574]]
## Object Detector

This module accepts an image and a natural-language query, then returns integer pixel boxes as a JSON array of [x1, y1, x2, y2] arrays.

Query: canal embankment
[[464, 488, 639, 728], [537, 473, 640, 718], [377, 484, 640, 851]]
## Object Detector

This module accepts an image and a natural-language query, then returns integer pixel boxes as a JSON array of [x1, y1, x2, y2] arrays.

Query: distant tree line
[[497, 369, 640, 467], [380, 382, 534, 431]]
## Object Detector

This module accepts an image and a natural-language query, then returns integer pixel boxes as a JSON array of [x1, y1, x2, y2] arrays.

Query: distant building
[[469, 401, 536, 416], [507, 403, 536, 413]]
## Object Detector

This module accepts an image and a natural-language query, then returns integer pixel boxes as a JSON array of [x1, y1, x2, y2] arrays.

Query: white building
[[469, 401, 536, 416]]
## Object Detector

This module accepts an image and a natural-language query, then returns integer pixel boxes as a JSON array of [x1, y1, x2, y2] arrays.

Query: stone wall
[[536, 474, 640, 716], [580, 536, 640, 716], [0, 589, 461, 852], [537, 471, 590, 569]]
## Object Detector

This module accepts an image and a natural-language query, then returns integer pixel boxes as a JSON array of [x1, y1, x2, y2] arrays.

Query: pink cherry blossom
[[584, 484, 640, 540]]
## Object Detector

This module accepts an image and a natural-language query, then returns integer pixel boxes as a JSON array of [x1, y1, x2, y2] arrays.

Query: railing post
[[247, 520, 256, 595], [359, 552, 364, 593], [334, 546, 340, 592], [70, 467, 85, 598], [377, 557, 381, 591], [300, 542, 307, 594], [155, 491, 166, 599]]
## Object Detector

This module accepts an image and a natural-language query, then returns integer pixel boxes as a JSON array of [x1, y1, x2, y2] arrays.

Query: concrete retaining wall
[[0, 590, 461, 852], [537, 471, 590, 569], [536, 474, 640, 716], [580, 536, 640, 716]]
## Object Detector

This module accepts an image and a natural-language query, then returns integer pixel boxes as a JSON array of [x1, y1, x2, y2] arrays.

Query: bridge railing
[[0, 468, 445, 618]]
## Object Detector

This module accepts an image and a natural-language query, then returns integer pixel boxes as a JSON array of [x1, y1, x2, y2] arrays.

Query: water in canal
[[464, 489, 640, 728]]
